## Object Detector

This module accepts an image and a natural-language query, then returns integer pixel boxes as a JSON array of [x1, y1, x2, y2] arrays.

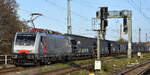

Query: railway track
[[0, 63, 90, 75], [118, 59, 150, 75], [0, 67, 24, 74], [1, 66, 43, 75], [0, 57, 119, 75], [37, 63, 92, 75], [139, 66, 150, 75]]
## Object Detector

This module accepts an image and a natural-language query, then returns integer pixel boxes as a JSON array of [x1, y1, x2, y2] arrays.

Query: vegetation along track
[[37, 63, 92, 75], [118, 59, 150, 75], [37, 57, 115, 75], [0, 57, 116, 75]]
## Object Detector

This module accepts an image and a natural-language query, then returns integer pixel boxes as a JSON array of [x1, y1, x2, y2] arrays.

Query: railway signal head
[[96, 11, 100, 18], [123, 17, 128, 34], [100, 7, 108, 19], [104, 19, 108, 28]]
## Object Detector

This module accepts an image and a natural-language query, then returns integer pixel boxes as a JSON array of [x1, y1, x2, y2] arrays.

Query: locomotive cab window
[[15, 34, 36, 46]]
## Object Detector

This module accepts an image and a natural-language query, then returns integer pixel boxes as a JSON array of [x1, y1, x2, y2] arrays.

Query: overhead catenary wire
[[126, 0, 150, 21], [77, 0, 107, 7], [18, 8, 66, 28], [43, 0, 92, 36], [73, 0, 96, 9], [18, 0, 93, 35], [42, 15, 66, 24], [44, 0, 90, 21], [82, 0, 101, 5], [18, 0, 150, 41]]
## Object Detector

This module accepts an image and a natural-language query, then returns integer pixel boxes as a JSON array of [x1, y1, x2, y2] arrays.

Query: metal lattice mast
[[120, 24, 122, 39], [67, 0, 72, 34], [139, 28, 141, 43], [146, 33, 147, 42], [127, 16, 132, 58]]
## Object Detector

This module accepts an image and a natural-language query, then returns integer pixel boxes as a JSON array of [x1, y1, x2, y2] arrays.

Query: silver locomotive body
[[13, 32, 72, 65]]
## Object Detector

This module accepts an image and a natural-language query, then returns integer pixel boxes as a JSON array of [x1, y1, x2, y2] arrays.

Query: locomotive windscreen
[[15, 34, 36, 46]]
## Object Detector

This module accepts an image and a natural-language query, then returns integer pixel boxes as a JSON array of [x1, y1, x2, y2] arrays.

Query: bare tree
[[0, 0, 27, 54]]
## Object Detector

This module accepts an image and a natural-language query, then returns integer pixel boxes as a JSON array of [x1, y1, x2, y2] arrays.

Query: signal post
[[93, 7, 132, 72], [95, 7, 132, 59], [93, 7, 132, 71], [94, 7, 108, 71]]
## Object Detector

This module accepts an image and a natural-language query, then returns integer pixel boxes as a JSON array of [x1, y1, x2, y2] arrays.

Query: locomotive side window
[[71, 40, 77, 45], [15, 34, 36, 46], [71, 40, 77, 53]]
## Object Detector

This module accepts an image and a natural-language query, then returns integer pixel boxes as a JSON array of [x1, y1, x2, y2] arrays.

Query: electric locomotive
[[12, 31, 73, 65]]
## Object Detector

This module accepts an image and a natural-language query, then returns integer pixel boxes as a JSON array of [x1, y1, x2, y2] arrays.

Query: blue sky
[[16, 0, 150, 42]]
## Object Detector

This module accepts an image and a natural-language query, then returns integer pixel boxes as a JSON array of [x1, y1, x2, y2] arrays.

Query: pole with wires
[[67, 0, 72, 34]]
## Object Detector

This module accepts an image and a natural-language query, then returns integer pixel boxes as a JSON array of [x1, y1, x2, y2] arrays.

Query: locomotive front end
[[12, 32, 38, 66], [13, 32, 36, 54]]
